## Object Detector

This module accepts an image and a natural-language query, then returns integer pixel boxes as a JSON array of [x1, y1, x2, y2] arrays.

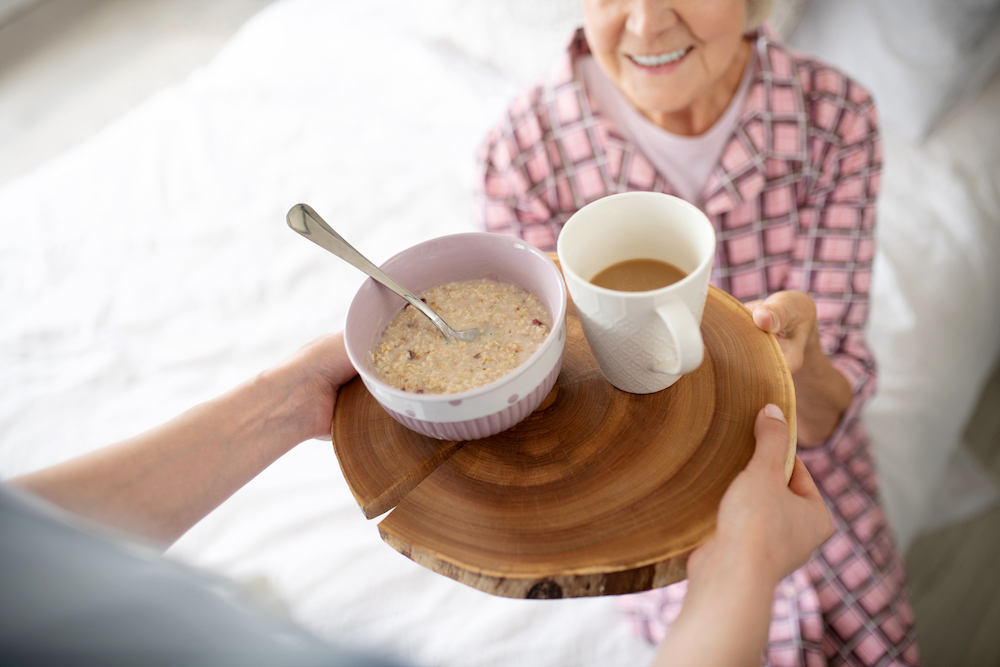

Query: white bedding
[[1, 0, 998, 664]]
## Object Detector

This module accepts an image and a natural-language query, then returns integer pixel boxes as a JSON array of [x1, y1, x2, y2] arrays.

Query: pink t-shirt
[[575, 50, 756, 206]]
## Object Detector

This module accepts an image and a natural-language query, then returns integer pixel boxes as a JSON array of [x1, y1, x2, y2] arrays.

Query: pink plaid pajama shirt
[[474, 28, 919, 667]]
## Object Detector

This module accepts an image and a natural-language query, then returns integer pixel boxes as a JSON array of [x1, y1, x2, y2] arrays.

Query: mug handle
[[651, 301, 704, 376]]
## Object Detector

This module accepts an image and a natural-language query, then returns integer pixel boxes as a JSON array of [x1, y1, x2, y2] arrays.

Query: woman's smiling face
[[582, 0, 751, 135]]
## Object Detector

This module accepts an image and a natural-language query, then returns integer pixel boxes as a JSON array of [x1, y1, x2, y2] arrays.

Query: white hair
[[746, 0, 777, 32]]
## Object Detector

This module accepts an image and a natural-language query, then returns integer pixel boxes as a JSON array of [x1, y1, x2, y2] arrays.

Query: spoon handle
[[286, 204, 454, 337]]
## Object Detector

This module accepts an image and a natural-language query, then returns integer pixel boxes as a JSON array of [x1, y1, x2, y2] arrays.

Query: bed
[[1, 0, 998, 664]]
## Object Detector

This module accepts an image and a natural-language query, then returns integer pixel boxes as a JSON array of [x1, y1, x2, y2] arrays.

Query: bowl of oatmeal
[[344, 233, 567, 440]]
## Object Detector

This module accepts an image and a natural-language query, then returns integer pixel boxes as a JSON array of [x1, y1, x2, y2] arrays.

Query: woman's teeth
[[629, 47, 690, 67]]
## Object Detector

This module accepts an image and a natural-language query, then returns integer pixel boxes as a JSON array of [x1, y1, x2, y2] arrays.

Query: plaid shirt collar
[[557, 26, 809, 215]]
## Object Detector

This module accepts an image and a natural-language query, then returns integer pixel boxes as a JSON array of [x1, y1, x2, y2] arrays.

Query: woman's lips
[[627, 46, 693, 73]]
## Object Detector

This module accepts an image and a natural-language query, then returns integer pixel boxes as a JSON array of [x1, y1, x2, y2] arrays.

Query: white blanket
[[1, 0, 998, 664]]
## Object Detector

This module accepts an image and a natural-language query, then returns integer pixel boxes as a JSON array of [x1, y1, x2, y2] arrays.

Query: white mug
[[556, 192, 716, 394]]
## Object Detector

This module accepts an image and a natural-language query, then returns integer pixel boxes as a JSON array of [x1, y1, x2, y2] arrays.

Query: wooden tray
[[332, 263, 795, 599]]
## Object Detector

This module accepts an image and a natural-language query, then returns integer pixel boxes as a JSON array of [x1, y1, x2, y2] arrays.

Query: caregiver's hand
[[652, 405, 834, 667], [11, 332, 358, 546], [264, 331, 359, 442], [745, 291, 853, 445], [688, 404, 834, 586]]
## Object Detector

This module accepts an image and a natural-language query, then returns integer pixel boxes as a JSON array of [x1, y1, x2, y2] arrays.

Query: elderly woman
[[476, 0, 918, 665]]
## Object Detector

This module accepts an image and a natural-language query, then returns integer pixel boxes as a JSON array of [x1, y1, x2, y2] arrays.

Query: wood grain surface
[[332, 269, 795, 599]]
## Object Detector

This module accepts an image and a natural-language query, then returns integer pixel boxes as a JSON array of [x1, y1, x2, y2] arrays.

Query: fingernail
[[767, 311, 780, 333], [764, 403, 786, 423]]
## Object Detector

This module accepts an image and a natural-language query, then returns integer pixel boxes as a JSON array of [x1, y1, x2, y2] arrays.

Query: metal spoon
[[286, 203, 479, 343]]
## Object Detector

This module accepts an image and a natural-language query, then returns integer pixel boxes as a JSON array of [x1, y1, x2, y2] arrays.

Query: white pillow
[[862, 72, 1000, 547], [789, 0, 1000, 140]]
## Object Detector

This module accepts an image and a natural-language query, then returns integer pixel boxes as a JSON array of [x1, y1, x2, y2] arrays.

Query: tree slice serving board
[[332, 258, 795, 599]]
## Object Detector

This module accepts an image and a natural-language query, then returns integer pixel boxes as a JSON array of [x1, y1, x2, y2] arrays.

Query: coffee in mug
[[590, 258, 687, 292], [556, 192, 716, 394]]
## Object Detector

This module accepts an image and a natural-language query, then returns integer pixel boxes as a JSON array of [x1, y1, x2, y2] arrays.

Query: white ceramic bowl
[[344, 233, 567, 440]]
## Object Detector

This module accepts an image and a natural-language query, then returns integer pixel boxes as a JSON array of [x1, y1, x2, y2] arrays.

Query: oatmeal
[[372, 279, 550, 394]]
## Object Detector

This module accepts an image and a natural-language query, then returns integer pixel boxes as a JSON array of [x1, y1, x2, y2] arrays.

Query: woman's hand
[[653, 405, 833, 667], [745, 291, 853, 446]]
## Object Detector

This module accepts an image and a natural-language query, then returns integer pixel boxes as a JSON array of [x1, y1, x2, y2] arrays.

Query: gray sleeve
[[0, 486, 405, 667]]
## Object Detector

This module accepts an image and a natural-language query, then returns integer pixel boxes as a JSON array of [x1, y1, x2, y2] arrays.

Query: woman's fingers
[[751, 291, 816, 374], [751, 305, 780, 334], [751, 291, 815, 334]]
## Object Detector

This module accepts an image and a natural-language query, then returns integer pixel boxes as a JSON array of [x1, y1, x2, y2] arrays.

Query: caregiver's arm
[[652, 405, 834, 667], [10, 333, 357, 547], [748, 291, 854, 445]]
